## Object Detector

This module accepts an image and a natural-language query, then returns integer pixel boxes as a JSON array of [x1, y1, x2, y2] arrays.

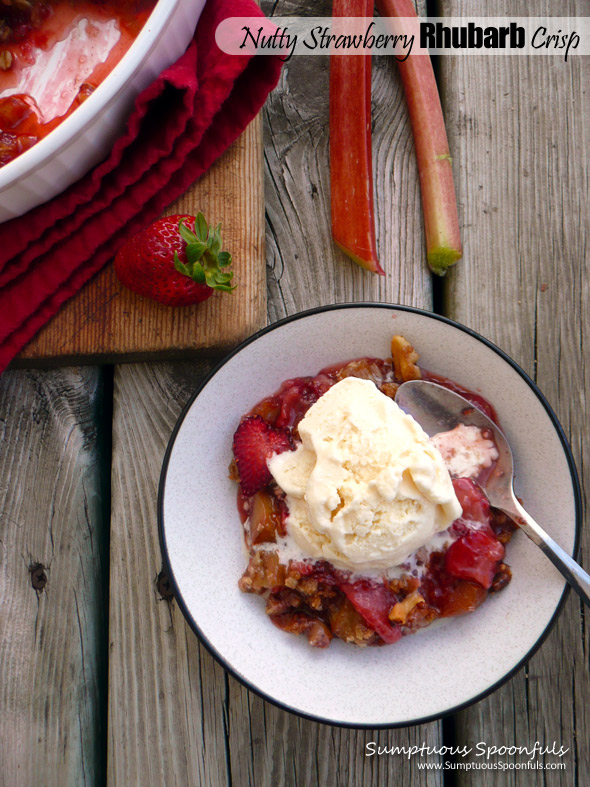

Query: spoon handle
[[510, 498, 590, 607]]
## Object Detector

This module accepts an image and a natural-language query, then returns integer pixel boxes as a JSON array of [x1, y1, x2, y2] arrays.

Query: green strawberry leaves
[[174, 213, 236, 293]]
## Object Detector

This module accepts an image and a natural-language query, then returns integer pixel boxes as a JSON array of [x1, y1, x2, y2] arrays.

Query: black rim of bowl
[[157, 302, 582, 729]]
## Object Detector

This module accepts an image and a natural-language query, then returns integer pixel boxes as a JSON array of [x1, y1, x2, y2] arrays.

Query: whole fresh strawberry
[[114, 213, 235, 306]]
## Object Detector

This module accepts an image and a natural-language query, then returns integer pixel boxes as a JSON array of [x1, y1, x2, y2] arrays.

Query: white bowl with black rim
[[0, 0, 206, 223], [158, 303, 581, 728]]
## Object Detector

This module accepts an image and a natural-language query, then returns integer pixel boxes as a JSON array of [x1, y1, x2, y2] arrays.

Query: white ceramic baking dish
[[0, 0, 206, 223]]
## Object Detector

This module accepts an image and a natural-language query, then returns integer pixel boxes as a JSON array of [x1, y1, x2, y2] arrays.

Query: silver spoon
[[395, 379, 589, 606]]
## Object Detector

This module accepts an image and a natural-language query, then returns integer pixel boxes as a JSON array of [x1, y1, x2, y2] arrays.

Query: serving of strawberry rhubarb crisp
[[230, 335, 517, 648]]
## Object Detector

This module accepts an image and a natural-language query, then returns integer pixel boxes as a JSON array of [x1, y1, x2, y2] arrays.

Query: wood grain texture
[[15, 117, 265, 367], [107, 362, 228, 787], [440, 0, 589, 782], [263, 0, 433, 325], [221, 2, 443, 785], [225, 686, 445, 787], [107, 360, 447, 787], [5, 0, 590, 784], [0, 367, 108, 786], [107, 1, 445, 784]]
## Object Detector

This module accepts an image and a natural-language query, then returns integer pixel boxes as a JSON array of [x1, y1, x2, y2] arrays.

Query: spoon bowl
[[396, 379, 590, 607]]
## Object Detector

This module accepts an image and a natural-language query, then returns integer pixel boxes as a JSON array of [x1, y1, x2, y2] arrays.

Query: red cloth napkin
[[0, 0, 282, 372]]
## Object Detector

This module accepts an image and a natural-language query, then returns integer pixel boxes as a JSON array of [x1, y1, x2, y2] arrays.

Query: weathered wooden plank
[[219, 1, 443, 785], [264, 0, 432, 326], [440, 0, 589, 782], [107, 361, 228, 787], [16, 117, 266, 366], [0, 367, 108, 786], [226, 685, 446, 787]]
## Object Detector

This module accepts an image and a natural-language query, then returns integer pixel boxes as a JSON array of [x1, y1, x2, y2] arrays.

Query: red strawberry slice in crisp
[[452, 477, 491, 526], [339, 579, 402, 644], [232, 416, 294, 497], [445, 530, 505, 589]]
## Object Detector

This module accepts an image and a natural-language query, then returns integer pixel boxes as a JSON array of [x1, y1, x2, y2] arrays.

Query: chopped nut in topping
[[489, 563, 512, 593], [270, 611, 332, 648], [389, 575, 420, 595], [391, 335, 421, 382], [238, 551, 286, 594], [389, 591, 425, 624], [0, 50, 13, 70], [380, 381, 399, 399]]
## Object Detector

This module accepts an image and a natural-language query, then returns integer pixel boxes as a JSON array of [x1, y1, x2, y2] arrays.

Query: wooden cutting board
[[14, 116, 265, 367]]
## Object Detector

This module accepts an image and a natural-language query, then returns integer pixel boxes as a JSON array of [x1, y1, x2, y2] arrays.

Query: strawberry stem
[[174, 214, 236, 292]]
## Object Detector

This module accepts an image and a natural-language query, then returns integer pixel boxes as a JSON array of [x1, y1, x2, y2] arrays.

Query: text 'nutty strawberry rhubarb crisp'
[[230, 335, 516, 648]]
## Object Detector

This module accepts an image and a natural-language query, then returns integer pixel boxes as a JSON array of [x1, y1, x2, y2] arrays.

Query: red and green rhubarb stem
[[330, 0, 384, 275], [377, 0, 462, 275]]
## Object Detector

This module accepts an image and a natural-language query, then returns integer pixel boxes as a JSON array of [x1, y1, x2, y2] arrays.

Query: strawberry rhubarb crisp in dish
[[0, 0, 156, 166], [230, 335, 517, 649]]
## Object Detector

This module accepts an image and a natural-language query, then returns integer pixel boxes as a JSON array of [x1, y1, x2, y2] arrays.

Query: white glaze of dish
[[160, 305, 578, 727]]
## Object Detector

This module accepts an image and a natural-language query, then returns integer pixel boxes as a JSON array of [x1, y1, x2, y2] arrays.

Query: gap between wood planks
[[426, 1, 460, 778]]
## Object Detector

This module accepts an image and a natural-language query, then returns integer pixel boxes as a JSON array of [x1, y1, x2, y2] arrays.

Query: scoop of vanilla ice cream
[[268, 377, 462, 571]]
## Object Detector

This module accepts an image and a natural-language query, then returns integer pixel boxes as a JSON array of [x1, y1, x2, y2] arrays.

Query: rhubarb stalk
[[377, 0, 462, 275], [330, 0, 384, 274]]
